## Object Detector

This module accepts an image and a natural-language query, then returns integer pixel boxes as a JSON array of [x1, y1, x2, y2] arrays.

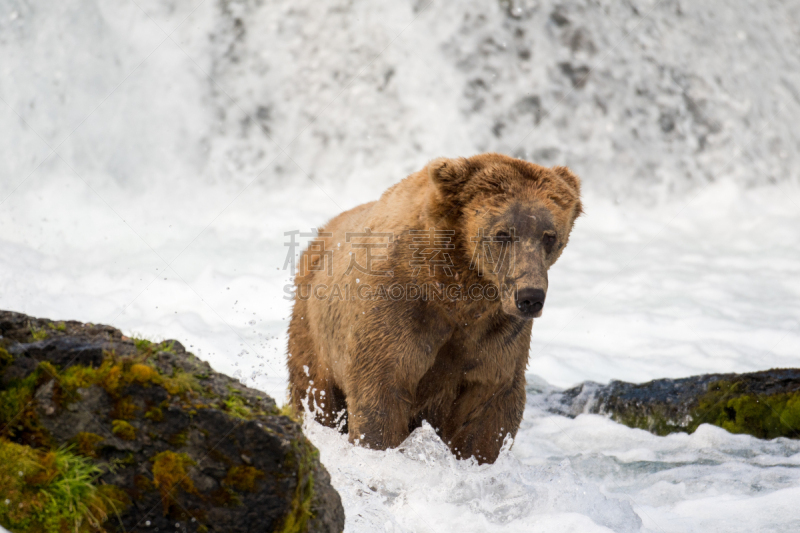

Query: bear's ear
[[551, 166, 581, 195], [428, 157, 471, 196], [551, 165, 583, 218]]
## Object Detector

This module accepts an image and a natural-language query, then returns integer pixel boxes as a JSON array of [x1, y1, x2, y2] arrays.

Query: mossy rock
[[0, 310, 344, 533], [547, 369, 800, 439]]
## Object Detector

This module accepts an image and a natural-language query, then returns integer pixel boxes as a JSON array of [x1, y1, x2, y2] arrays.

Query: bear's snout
[[515, 288, 546, 318]]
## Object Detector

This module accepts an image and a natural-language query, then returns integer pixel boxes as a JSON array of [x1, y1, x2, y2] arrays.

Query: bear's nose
[[515, 288, 546, 317]]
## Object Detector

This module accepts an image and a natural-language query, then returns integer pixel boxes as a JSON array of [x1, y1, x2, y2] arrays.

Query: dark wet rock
[[0, 310, 345, 533], [542, 369, 800, 439]]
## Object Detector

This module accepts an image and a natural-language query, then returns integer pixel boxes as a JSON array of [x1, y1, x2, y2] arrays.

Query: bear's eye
[[543, 233, 556, 251], [495, 230, 512, 242]]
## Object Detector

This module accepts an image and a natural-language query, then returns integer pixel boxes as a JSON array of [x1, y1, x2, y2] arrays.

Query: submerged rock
[[543, 369, 800, 439], [0, 310, 344, 533]]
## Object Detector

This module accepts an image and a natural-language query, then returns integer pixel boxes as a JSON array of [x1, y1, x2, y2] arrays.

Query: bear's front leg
[[345, 383, 415, 449], [444, 369, 527, 464], [341, 296, 453, 449]]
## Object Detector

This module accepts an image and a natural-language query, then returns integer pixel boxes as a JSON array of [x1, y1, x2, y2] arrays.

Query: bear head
[[426, 153, 582, 319]]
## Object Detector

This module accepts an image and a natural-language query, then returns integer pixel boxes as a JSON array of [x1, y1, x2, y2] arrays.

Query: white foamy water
[[2, 0, 800, 531], [304, 396, 800, 533]]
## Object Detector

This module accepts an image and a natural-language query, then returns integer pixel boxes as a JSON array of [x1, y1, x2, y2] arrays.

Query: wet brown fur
[[288, 153, 582, 464]]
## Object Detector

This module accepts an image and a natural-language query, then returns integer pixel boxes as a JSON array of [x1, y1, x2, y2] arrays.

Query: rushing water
[[2, 0, 800, 531]]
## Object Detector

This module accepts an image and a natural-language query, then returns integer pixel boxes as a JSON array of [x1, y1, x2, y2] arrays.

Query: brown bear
[[287, 153, 582, 464]]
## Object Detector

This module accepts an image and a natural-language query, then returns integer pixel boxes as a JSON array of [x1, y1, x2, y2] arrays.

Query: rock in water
[[0, 310, 345, 533], [544, 370, 800, 439]]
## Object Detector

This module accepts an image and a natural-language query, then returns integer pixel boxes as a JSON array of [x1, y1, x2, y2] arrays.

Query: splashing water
[[302, 382, 800, 532]]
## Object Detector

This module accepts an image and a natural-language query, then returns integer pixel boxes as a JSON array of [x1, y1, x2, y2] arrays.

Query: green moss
[[223, 465, 265, 492], [781, 395, 800, 430], [110, 453, 135, 468], [110, 396, 139, 420], [36, 361, 59, 382], [689, 380, 800, 439], [222, 388, 275, 420], [224, 391, 252, 419], [0, 346, 12, 372], [1, 390, 28, 431], [144, 406, 164, 422], [278, 403, 300, 422], [133, 338, 176, 357], [162, 369, 200, 395], [47, 321, 67, 332], [72, 432, 105, 458], [0, 364, 54, 447], [168, 429, 189, 447], [128, 363, 159, 384], [151, 451, 198, 515], [132, 337, 152, 351], [56, 358, 133, 401], [609, 404, 686, 437], [0, 439, 128, 532], [0, 372, 36, 431], [276, 440, 317, 533], [54, 352, 197, 410], [111, 420, 136, 441], [30, 324, 49, 341]]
